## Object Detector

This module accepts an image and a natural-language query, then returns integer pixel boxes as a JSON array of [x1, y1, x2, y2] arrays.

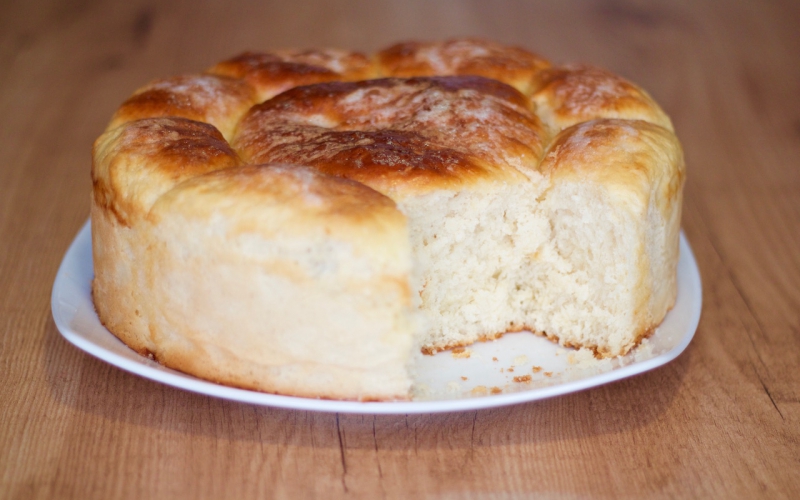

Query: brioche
[[91, 38, 684, 400]]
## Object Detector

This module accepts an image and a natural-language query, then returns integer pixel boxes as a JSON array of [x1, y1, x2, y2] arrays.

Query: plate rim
[[51, 219, 702, 414]]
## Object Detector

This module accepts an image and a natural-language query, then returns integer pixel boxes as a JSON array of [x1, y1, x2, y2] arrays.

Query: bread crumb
[[567, 348, 597, 366], [461, 376, 468, 381], [490, 387, 502, 394], [507, 367, 514, 372], [451, 347, 471, 359], [633, 338, 655, 362], [513, 375, 532, 383], [446, 381, 461, 394], [512, 355, 528, 366], [532, 366, 542, 373], [492, 357, 498, 362], [412, 383, 432, 398], [544, 372, 553, 377], [471, 386, 488, 396]]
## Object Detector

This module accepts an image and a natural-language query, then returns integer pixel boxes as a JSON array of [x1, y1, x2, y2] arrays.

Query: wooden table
[[2, 0, 798, 497]]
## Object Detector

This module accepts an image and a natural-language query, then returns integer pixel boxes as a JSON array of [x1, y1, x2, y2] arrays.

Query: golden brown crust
[[109, 74, 257, 140], [208, 49, 376, 102], [150, 164, 409, 246], [531, 65, 673, 133], [232, 76, 544, 198], [92, 117, 241, 225], [539, 118, 684, 211], [377, 38, 551, 94]]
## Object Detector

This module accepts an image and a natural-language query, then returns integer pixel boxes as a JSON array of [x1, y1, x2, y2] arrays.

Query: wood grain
[[1, 0, 799, 498]]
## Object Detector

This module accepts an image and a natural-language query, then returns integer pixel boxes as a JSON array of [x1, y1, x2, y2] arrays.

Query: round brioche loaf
[[91, 38, 685, 401]]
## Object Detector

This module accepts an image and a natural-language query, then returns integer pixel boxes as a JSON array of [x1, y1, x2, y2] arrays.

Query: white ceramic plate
[[52, 220, 702, 414]]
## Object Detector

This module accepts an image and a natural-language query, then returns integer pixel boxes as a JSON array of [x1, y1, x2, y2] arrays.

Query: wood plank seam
[[372, 422, 388, 498], [687, 196, 786, 421], [335, 414, 348, 492], [757, 377, 785, 421], [469, 410, 478, 462]]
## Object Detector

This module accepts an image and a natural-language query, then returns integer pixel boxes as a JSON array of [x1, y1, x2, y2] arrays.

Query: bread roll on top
[[93, 117, 242, 225], [377, 38, 551, 94], [109, 75, 258, 140], [530, 65, 674, 134], [233, 76, 544, 198], [208, 49, 376, 102]]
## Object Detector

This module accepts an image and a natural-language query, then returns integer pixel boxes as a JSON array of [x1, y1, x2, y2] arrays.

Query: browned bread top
[[208, 49, 376, 102], [93, 116, 242, 225], [96, 37, 678, 226], [376, 38, 551, 94], [233, 76, 543, 199]]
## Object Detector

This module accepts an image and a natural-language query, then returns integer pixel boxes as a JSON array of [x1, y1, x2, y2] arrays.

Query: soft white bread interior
[[532, 119, 684, 355]]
